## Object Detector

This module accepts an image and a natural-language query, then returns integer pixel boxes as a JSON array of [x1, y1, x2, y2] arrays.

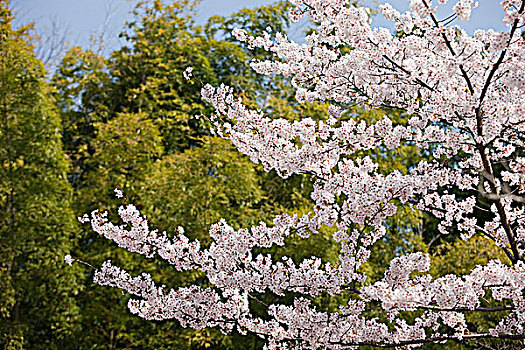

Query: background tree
[[0, 2, 82, 348]]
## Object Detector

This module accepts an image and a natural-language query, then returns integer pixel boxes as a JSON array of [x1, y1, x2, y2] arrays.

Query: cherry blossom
[[71, 0, 525, 348], [64, 254, 73, 266], [114, 188, 124, 198], [183, 66, 193, 80]]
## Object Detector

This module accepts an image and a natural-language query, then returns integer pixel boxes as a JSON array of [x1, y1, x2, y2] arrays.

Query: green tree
[[0, 2, 81, 348], [51, 46, 110, 189]]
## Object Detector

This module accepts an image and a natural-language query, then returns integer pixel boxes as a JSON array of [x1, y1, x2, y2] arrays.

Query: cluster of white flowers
[[114, 188, 124, 198], [453, 0, 478, 22], [75, 0, 525, 348], [182, 66, 193, 81], [64, 254, 73, 266]]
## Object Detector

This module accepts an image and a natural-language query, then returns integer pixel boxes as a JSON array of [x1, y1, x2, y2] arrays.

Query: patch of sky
[[11, 0, 508, 73], [363, 0, 507, 34]]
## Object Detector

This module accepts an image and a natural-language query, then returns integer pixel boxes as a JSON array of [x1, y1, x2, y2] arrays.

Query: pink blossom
[[75, 0, 525, 348]]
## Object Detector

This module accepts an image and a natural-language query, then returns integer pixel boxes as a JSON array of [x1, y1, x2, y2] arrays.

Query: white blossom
[[114, 188, 124, 198], [183, 66, 193, 80], [64, 254, 73, 266], [73, 0, 525, 348]]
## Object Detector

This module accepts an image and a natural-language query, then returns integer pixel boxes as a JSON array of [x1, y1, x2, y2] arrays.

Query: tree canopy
[[0, 2, 81, 348]]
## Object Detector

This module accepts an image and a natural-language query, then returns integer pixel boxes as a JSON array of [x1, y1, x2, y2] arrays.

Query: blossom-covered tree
[[71, 0, 525, 348]]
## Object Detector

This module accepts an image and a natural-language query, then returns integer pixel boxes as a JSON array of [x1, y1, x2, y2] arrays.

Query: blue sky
[[364, 0, 507, 33], [13, 0, 508, 56]]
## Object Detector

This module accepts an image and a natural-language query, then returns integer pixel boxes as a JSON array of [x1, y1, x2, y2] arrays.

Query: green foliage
[[79, 112, 163, 211], [51, 47, 110, 190], [0, 2, 81, 348], [142, 136, 266, 240]]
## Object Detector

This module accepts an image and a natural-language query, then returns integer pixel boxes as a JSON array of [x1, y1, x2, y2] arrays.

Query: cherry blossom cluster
[[72, 0, 525, 348]]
